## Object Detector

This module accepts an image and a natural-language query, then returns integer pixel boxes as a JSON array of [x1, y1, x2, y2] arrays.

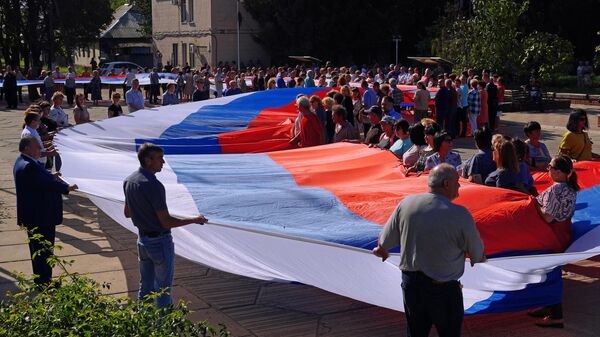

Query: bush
[[0, 230, 230, 337]]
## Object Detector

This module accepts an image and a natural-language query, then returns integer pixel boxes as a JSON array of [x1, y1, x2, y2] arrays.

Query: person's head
[[341, 85, 351, 97], [19, 136, 41, 159], [433, 131, 453, 153], [473, 126, 493, 150], [566, 109, 589, 133], [548, 155, 580, 191], [167, 83, 176, 93], [381, 96, 394, 112], [229, 80, 237, 89], [267, 78, 276, 89], [380, 84, 391, 96], [416, 81, 426, 90], [523, 121, 542, 142], [333, 93, 344, 105], [296, 96, 311, 115], [332, 105, 347, 124], [389, 78, 397, 87], [137, 143, 165, 173], [493, 139, 519, 172], [380, 115, 395, 135], [428, 163, 460, 200], [309, 95, 323, 110], [131, 78, 140, 90], [196, 81, 205, 90], [351, 87, 361, 99], [477, 81, 486, 89], [470, 79, 479, 89], [112, 92, 121, 104], [39, 101, 51, 116], [445, 79, 453, 89], [51, 92, 64, 106], [360, 79, 369, 89], [394, 119, 410, 138], [24, 112, 40, 128], [408, 123, 426, 146], [420, 118, 436, 128], [512, 138, 528, 162], [366, 106, 383, 124], [424, 123, 440, 146], [322, 96, 335, 110], [75, 93, 85, 108]]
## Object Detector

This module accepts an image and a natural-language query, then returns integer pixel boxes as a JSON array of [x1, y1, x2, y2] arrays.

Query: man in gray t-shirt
[[373, 163, 485, 337], [124, 143, 207, 308]]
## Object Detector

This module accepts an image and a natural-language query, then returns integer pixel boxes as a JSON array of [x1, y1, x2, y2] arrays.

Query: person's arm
[[373, 202, 402, 261], [533, 196, 555, 223], [156, 209, 207, 228], [124, 203, 130, 218], [73, 108, 82, 124], [460, 210, 486, 266]]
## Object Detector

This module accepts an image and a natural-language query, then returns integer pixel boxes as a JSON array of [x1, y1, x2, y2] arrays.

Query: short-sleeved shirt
[[517, 161, 534, 189], [379, 192, 485, 282], [462, 149, 496, 183], [333, 120, 359, 142], [402, 144, 424, 166], [364, 124, 382, 145], [126, 89, 145, 112], [123, 168, 169, 235], [425, 151, 462, 171], [390, 137, 413, 158], [162, 92, 178, 105], [536, 182, 577, 222], [526, 141, 551, 166], [559, 131, 593, 161], [485, 169, 520, 191], [50, 106, 69, 127]]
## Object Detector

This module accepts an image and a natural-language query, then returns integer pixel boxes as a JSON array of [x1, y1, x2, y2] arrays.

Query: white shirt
[[125, 72, 137, 87], [50, 106, 69, 127], [21, 125, 46, 164]]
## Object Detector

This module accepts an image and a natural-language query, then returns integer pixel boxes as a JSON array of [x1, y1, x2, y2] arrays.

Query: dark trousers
[[456, 107, 468, 137], [149, 84, 160, 104], [436, 109, 447, 131], [446, 107, 457, 138], [17, 86, 23, 103], [402, 271, 464, 337], [25, 224, 56, 287], [64, 87, 76, 106], [5, 89, 18, 108], [488, 103, 498, 130]]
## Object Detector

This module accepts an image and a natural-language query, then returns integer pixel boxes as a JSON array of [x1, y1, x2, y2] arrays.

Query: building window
[[180, 0, 187, 22], [189, 44, 195, 68], [188, 0, 194, 22], [182, 43, 187, 66], [172, 43, 178, 66]]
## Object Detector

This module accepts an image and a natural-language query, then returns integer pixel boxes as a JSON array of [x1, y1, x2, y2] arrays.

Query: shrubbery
[[0, 230, 230, 337]]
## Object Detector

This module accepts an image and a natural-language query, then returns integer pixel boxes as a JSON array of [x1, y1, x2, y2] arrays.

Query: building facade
[[152, 0, 269, 69]]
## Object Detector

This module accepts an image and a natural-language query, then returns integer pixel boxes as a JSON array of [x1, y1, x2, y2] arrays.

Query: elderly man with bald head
[[373, 163, 486, 337]]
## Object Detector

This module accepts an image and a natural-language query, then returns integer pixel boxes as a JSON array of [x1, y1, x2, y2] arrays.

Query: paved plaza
[[0, 95, 599, 336]]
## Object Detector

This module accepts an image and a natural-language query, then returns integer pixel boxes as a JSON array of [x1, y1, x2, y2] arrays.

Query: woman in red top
[[290, 96, 324, 148]]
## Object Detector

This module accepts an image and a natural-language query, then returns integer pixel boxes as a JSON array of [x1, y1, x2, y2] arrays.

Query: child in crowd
[[108, 92, 123, 118], [524, 121, 552, 170], [528, 155, 580, 328], [512, 138, 537, 196]]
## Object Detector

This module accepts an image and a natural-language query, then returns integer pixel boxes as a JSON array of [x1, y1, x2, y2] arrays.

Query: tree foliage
[[521, 31, 574, 81], [0, 0, 113, 70], [433, 0, 528, 76]]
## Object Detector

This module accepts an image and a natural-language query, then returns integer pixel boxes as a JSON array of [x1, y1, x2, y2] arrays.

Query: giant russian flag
[[54, 88, 600, 314]]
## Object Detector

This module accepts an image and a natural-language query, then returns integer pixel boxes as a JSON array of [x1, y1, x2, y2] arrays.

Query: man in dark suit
[[13, 137, 77, 287]]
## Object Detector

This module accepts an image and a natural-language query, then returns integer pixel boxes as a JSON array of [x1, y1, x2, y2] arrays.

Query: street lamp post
[[393, 35, 402, 65]]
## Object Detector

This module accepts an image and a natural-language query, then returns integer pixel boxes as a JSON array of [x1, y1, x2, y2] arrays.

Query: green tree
[[521, 31, 574, 81], [433, 0, 529, 76]]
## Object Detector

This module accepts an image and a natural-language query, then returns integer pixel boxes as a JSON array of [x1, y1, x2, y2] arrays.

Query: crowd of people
[[8, 60, 598, 335]]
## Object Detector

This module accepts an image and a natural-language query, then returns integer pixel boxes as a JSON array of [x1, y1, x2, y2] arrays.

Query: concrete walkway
[[0, 97, 599, 336]]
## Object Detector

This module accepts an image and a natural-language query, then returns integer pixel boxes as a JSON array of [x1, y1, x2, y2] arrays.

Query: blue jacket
[[13, 154, 69, 227]]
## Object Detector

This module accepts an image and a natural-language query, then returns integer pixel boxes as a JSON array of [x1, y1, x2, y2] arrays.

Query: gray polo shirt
[[123, 168, 169, 234], [379, 192, 485, 282]]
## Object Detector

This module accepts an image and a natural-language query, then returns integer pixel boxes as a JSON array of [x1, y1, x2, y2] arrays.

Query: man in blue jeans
[[373, 164, 486, 337], [124, 143, 207, 308]]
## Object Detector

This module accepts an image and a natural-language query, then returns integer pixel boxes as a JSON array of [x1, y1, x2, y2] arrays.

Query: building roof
[[101, 4, 146, 39]]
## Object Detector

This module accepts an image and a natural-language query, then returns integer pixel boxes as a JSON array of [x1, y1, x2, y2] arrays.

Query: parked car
[[99, 61, 143, 76]]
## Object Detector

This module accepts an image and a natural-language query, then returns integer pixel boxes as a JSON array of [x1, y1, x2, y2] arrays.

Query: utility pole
[[392, 35, 402, 65], [236, 0, 240, 70]]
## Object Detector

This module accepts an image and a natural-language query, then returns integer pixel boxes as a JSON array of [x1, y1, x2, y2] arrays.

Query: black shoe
[[535, 316, 564, 328]]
